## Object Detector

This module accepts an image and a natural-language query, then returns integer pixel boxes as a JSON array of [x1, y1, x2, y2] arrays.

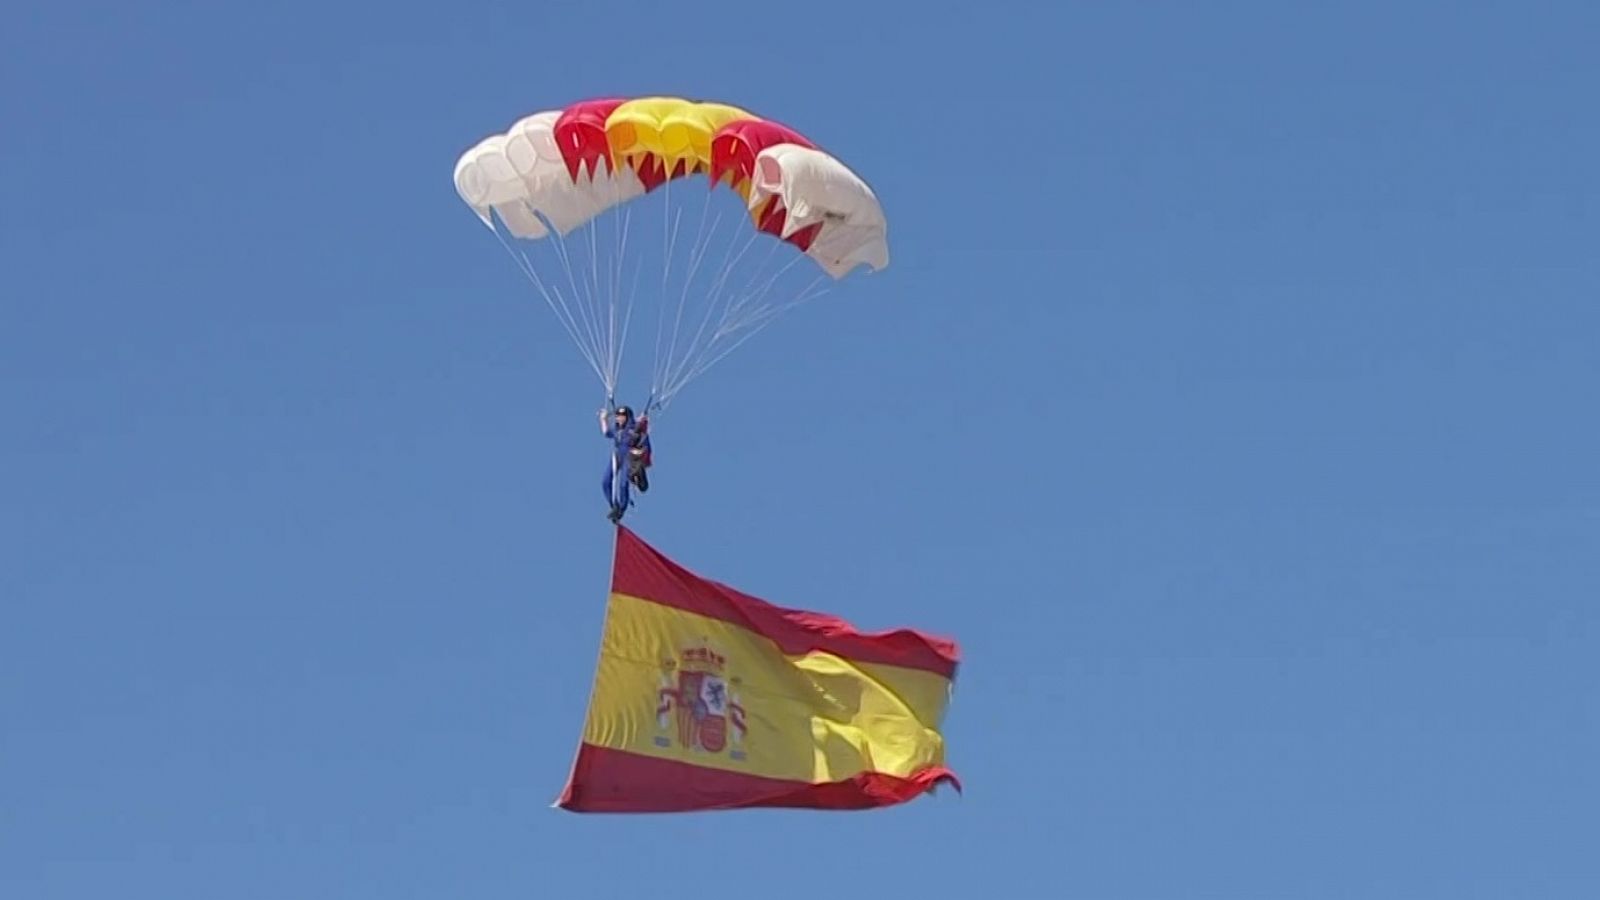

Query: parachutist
[[600, 405, 652, 522]]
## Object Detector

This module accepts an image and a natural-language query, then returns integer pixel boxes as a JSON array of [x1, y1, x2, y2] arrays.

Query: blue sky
[[5, 1, 1598, 897]]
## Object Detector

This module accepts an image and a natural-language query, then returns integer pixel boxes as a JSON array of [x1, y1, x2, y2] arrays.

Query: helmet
[[614, 406, 633, 418]]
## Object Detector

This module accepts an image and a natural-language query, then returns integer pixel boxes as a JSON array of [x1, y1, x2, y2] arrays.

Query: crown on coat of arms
[[668, 644, 727, 673]]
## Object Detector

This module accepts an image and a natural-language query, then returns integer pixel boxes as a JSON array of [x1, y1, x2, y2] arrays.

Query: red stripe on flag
[[611, 527, 960, 679], [557, 743, 960, 813]]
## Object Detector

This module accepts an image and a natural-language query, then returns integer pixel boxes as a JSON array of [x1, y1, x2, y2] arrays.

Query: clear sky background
[[6, 1, 1598, 897]]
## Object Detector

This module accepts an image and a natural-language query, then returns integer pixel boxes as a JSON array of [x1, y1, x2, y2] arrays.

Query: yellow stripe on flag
[[580, 591, 954, 785]]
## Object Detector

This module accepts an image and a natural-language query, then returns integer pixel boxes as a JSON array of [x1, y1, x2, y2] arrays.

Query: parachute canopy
[[453, 96, 888, 410]]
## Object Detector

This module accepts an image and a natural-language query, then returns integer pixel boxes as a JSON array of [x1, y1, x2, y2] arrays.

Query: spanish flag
[[556, 527, 961, 812]]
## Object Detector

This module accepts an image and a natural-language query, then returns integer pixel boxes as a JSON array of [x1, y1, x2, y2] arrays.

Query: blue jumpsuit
[[602, 420, 649, 514]]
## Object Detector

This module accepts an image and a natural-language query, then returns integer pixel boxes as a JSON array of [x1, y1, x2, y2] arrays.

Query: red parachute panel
[[554, 98, 626, 181], [709, 120, 814, 189]]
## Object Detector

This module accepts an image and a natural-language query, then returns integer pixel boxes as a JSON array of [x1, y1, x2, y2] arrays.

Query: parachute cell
[[710, 120, 815, 195], [750, 145, 888, 277]]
